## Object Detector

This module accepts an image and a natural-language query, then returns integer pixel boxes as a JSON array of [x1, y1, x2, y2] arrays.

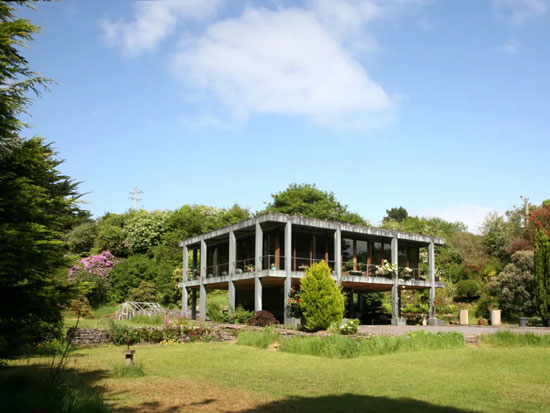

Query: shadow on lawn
[[0, 364, 112, 412], [240, 393, 475, 413]]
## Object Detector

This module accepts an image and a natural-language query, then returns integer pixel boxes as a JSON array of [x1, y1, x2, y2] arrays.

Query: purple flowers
[[68, 251, 118, 281]]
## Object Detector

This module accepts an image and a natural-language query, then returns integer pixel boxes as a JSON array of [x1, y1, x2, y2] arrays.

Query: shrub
[[299, 261, 345, 331], [108, 254, 174, 305], [129, 280, 159, 302], [69, 297, 94, 318], [248, 310, 278, 327], [454, 279, 482, 302], [229, 305, 254, 324], [340, 318, 359, 335], [236, 328, 279, 348], [489, 250, 536, 319], [106, 321, 138, 346], [207, 302, 229, 323]]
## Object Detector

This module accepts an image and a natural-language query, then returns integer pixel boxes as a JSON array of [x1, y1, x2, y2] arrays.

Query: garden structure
[[179, 213, 445, 325]]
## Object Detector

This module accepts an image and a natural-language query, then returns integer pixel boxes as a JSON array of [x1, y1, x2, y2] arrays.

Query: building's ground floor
[[182, 271, 444, 325]]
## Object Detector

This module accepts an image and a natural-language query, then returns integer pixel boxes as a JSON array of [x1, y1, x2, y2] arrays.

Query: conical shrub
[[299, 261, 345, 331]]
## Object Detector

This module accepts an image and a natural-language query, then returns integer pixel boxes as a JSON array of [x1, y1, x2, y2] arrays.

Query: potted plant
[[376, 259, 397, 277], [400, 267, 413, 279], [342, 261, 354, 275], [246, 264, 255, 273]]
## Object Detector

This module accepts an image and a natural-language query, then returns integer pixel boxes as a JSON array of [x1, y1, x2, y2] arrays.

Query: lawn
[[8, 341, 550, 412]]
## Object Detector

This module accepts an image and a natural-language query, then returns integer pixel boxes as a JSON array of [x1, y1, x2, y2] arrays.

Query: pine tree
[[534, 230, 550, 319], [299, 261, 345, 331]]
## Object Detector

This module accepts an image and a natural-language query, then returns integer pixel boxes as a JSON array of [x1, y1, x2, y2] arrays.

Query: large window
[[398, 245, 408, 268], [372, 242, 383, 265], [383, 242, 392, 263], [342, 238, 354, 271], [357, 240, 368, 271], [263, 230, 285, 270]]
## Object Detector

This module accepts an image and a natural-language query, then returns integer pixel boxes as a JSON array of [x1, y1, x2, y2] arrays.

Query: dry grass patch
[[104, 376, 272, 412]]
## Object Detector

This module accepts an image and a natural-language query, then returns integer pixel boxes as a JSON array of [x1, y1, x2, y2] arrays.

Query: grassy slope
[[55, 343, 550, 412]]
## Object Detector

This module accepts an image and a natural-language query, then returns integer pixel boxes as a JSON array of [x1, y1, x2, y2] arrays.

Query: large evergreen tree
[[0, 1, 81, 358], [534, 230, 550, 319], [0, 138, 81, 358], [0, 1, 49, 158]]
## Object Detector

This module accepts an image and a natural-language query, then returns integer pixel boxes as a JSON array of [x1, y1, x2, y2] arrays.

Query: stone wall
[[67, 327, 112, 345], [66, 323, 311, 346]]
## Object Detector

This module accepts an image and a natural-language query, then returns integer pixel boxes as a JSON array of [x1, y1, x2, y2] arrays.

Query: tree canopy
[[383, 206, 408, 223], [264, 183, 367, 225]]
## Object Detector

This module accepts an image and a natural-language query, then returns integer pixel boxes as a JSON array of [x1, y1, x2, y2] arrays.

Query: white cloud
[[498, 38, 519, 55], [492, 0, 548, 24], [414, 205, 498, 234], [99, 0, 430, 128], [99, 0, 224, 57], [172, 7, 392, 128]]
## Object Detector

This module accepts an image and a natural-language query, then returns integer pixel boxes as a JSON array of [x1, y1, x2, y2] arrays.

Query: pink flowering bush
[[68, 251, 117, 281], [68, 251, 118, 306]]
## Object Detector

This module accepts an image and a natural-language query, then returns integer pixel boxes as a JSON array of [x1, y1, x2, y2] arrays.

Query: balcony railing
[[206, 263, 229, 278], [342, 264, 428, 280], [234, 258, 256, 274], [293, 257, 335, 272], [261, 255, 285, 271]]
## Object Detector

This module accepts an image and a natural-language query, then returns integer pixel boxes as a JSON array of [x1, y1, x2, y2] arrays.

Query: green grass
[[481, 331, 550, 347], [129, 314, 165, 325], [10, 331, 550, 412], [56, 342, 550, 412], [92, 304, 118, 318], [277, 331, 465, 358], [236, 329, 280, 348], [111, 363, 145, 378]]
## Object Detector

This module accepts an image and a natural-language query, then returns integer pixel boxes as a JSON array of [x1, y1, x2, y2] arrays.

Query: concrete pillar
[[284, 221, 292, 324], [254, 222, 263, 311], [182, 287, 188, 318], [191, 289, 197, 320], [199, 240, 207, 321], [181, 246, 189, 317], [192, 248, 198, 279], [391, 237, 404, 325], [228, 231, 236, 312], [428, 241, 436, 323], [334, 227, 342, 284]]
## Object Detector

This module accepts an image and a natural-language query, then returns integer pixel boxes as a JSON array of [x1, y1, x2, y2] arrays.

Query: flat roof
[[179, 213, 445, 248]]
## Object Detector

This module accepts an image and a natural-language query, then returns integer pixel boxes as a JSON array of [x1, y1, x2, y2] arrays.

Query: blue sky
[[18, 0, 550, 231]]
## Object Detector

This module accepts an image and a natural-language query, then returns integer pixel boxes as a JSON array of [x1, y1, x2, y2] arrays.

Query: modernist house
[[179, 213, 445, 325]]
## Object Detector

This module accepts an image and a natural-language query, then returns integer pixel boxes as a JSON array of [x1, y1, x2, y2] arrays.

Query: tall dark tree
[[264, 183, 367, 225], [0, 138, 82, 358], [534, 230, 550, 320], [0, 2, 81, 358], [0, 1, 50, 159]]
